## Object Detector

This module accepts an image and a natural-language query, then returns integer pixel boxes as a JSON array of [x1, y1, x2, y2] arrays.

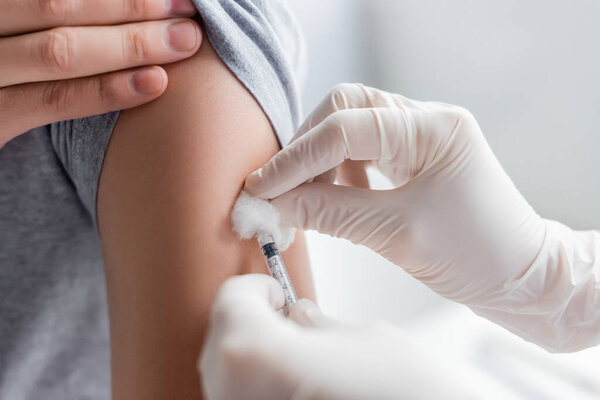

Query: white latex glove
[[200, 274, 482, 400], [244, 83, 600, 352]]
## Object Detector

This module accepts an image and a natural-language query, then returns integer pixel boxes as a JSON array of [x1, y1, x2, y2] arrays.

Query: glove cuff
[[470, 219, 600, 352]]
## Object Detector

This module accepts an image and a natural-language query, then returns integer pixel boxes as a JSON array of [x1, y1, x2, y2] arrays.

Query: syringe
[[258, 235, 297, 315]]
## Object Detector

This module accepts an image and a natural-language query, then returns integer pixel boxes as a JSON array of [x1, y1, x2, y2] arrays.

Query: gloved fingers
[[210, 274, 285, 327], [245, 107, 407, 199], [271, 182, 398, 248], [200, 274, 298, 400], [289, 299, 339, 328], [290, 83, 391, 142], [205, 275, 290, 371]]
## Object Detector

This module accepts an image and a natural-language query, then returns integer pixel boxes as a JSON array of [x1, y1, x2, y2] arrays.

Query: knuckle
[[0, 91, 12, 147], [124, 26, 149, 61], [331, 82, 358, 95], [40, 28, 74, 73], [449, 105, 476, 124], [125, 0, 150, 18], [96, 75, 120, 106], [320, 111, 354, 150], [37, 0, 69, 22], [329, 82, 360, 106], [431, 104, 483, 151], [42, 80, 72, 114], [0, 90, 10, 114], [325, 108, 353, 131], [447, 106, 480, 137]]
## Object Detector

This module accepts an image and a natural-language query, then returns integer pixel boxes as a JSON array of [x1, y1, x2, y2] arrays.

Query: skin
[[97, 30, 315, 399], [0, 0, 201, 147]]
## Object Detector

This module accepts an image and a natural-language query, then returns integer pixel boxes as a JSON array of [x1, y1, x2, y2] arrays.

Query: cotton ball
[[231, 192, 296, 251]]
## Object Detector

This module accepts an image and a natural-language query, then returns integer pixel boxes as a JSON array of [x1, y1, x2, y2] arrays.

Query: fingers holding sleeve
[[0, 66, 168, 146], [0, 19, 201, 87], [1, 0, 198, 36]]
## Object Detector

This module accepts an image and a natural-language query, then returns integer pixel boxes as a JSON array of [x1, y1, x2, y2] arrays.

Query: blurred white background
[[288, 1, 600, 398]]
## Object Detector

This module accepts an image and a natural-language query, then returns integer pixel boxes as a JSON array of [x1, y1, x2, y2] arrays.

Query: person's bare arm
[[97, 33, 314, 400]]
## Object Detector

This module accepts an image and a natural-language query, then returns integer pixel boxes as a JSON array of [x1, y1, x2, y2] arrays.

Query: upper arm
[[97, 35, 314, 399]]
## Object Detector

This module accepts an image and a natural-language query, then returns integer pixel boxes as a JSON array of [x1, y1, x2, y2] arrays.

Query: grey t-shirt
[[0, 1, 304, 398]]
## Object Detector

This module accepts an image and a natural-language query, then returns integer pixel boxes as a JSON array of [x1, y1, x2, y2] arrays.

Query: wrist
[[471, 219, 600, 351]]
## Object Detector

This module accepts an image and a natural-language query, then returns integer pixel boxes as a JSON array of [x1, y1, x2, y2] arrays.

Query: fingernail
[[167, 0, 196, 15], [167, 21, 199, 51], [130, 68, 165, 94]]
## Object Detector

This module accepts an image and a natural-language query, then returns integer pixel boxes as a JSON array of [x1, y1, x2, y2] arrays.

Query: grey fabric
[[195, 0, 305, 146], [0, 127, 111, 400], [0, 1, 304, 398]]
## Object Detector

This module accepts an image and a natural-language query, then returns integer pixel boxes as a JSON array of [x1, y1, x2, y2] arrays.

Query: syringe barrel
[[261, 242, 297, 315]]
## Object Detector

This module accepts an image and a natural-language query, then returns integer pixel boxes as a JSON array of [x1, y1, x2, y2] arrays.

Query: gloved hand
[[244, 83, 600, 352], [199, 274, 482, 400]]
